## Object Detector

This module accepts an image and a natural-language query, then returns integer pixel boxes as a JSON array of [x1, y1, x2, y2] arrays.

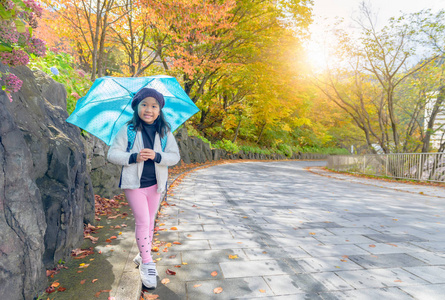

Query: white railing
[[327, 153, 445, 183]]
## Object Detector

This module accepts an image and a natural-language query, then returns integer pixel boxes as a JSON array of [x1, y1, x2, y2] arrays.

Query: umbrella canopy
[[66, 75, 199, 145]]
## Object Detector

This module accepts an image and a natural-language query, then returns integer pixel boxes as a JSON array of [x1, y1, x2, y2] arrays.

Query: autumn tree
[[151, 0, 313, 145], [43, 0, 129, 80], [313, 4, 444, 153]]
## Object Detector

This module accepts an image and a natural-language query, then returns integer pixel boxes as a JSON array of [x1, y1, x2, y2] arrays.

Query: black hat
[[131, 88, 165, 110]]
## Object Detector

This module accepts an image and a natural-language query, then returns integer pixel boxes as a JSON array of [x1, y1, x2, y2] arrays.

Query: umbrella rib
[[109, 100, 132, 144], [111, 78, 134, 94]]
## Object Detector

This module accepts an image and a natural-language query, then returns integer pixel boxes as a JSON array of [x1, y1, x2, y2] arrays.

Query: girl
[[107, 88, 180, 288]]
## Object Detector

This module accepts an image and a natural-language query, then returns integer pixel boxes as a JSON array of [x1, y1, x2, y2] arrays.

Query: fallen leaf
[[79, 263, 90, 269], [174, 265, 181, 268], [163, 248, 169, 252], [309, 232, 316, 235], [173, 241, 181, 245], [166, 269, 176, 275], [169, 255, 177, 259], [51, 281, 60, 288], [182, 262, 188, 265], [159, 223, 165, 226], [229, 255, 238, 259], [262, 251, 267, 254], [211, 271, 218, 277], [144, 294, 159, 300], [80, 279, 86, 284], [335, 266, 341, 268], [193, 284, 202, 288], [342, 255, 349, 258], [161, 278, 170, 285], [166, 243, 172, 247], [57, 287, 66, 292], [45, 286, 56, 294], [110, 236, 117, 240], [92, 279, 98, 283], [152, 247, 159, 252], [95, 291, 101, 297], [369, 244, 376, 248], [340, 259, 348, 262], [170, 227, 178, 230], [187, 234, 192, 237], [107, 214, 121, 219], [259, 289, 266, 293], [106, 239, 112, 243], [84, 235, 99, 243], [214, 287, 223, 294], [394, 279, 402, 282], [387, 243, 398, 247]]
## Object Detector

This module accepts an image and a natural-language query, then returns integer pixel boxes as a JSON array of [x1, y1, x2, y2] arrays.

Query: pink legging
[[124, 185, 160, 263]]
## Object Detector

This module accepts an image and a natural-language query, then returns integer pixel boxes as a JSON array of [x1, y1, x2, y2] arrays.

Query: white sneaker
[[134, 253, 157, 276], [140, 262, 157, 289], [133, 253, 142, 266]]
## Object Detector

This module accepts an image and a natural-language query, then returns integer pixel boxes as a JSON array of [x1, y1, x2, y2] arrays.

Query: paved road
[[150, 161, 445, 300]]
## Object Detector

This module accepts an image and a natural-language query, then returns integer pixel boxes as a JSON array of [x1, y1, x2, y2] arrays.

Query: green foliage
[[213, 139, 240, 153], [277, 143, 293, 157], [299, 146, 349, 155], [28, 50, 92, 114], [239, 145, 271, 155]]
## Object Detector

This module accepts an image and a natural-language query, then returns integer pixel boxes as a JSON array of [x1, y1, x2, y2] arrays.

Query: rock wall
[[173, 127, 328, 163], [0, 66, 94, 300], [83, 135, 121, 199]]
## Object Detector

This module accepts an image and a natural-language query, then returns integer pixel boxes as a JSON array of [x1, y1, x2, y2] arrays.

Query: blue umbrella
[[66, 75, 199, 145]]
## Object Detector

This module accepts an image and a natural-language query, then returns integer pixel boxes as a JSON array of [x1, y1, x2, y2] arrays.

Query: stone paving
[[150, 161, 445, 299]]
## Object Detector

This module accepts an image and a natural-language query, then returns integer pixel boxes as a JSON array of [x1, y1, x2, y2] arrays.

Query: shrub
[[213, 139, 240, 153], [29, 50, 92, 114], [277, 143, 293, 157]]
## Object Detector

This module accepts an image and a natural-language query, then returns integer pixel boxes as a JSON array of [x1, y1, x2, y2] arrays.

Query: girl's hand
[[136, 148, 156, 162]]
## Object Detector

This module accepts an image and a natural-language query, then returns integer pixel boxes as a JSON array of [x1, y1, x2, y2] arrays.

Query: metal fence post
[[418, 154, 422, 180]]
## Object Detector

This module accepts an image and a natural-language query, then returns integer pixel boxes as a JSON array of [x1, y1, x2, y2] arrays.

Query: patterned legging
[[124, 185, 160, 263]]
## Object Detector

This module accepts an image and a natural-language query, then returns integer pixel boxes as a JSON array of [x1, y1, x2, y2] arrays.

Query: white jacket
[[107, 125, 180, 193]]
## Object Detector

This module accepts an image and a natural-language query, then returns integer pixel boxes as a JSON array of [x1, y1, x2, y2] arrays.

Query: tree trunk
[[422, 86, 445, 153], [256, 123, 266, 144], [232, 118, 242, 143]]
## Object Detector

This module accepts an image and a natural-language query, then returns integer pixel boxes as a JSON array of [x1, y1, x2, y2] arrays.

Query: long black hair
[[127, 105, 171, 138]]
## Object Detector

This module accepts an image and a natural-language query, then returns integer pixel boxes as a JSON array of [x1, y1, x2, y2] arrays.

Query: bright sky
[[307, 0, 445, 70]]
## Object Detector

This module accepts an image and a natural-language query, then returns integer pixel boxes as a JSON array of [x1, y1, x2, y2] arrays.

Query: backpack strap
[[161, 135, 167, 152], [127, 124, 168, 152], [126, 124, 137, 152]]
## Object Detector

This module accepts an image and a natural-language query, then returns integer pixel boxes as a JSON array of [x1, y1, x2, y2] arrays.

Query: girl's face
[[138, 97, 160, 124]]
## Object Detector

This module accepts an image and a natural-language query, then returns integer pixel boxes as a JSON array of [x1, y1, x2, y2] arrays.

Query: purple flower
[[50, 67, 59, 76], [0, 49, 29, 67], [3, 73, 23, 102]]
